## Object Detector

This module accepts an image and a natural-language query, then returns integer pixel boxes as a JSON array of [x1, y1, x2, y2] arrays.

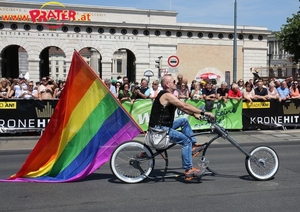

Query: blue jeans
[[154, 118, 197, 170]]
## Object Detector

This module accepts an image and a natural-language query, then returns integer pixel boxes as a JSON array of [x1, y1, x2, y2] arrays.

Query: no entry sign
[[168, 55, 179, 67]]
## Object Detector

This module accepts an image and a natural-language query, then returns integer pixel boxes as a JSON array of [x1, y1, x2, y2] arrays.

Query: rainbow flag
[[2, 51, 142, 182]]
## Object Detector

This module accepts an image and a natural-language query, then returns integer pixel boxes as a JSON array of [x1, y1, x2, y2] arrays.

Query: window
[[154, 30, 161, 36], [228, 34, 233, 39], [132, 29, 138, 35], [187, 32, 193, 38], [37, 25, 44, 31], [0, 23, 4, 30], [258, 35, 263, 41], [109, 28, 116, 34], [11, 24, 18, 30], [56, 67, 59, 73], [238, 34, 244, 40], [62, 26, 68, 32], [121, 29, 127, 35], [56, 61, 58, 65], [176, 31, 182, 37], [248, 34, 254, 40], [197, 32, 203, 38], [143, 30, 149, 36], [74, 26, 81, 33], [98, 28, 104, 34], [24, 24, 31, 31], [218, 33, 224, 39], [86, 27, 92, 33], [117, 59, 122, 73], [166, 31, 172, 37], [208, 33, 213, 39]]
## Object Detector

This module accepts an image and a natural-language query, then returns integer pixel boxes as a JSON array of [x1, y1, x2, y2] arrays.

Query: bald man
[[148, 75, 214, 180]]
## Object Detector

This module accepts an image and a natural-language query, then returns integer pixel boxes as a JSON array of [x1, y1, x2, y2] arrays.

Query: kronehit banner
[[242, 99, 300, 130]]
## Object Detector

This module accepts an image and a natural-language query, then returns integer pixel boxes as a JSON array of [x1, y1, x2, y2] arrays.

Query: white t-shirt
[[21, 90, 38, 99]]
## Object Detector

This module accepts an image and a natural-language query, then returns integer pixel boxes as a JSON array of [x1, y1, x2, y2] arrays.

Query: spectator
[[202, 82, 216, 111], [19, 81, 38, 99], [115, 81, 122, 97], [290, 81, 300, 99], [38, 76, 57, 100], [286, 76, 293, 88], [149, 80, 162, 99], [248, 79, 254, 86], [176, 74, 184, 89], [104, 78, 117, 97], [0, 78, 11, 99], [122, 76, 129, 84], [243, 81, 255, 104], [34, 81, 40, 91], [176, 79, 189, 100], [254, 80, 268, 101], [274, 79, 281, 88], [10, 75, 28, 98], [190, 81, 202, 100], [116, 76, 122, 83], [54, 80, 65, 99], [133, 78, 150, 99], [268, 81, 280, 101], [190, 80, 197, 92], [118, 82, 134, 104], [216, 81, 229, 103], [237, 79, 245, 94], [277, 81, 290, 101], [228, 83, 243, 101]]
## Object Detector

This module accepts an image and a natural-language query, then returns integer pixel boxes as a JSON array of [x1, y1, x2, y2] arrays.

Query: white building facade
[[0, 1, 271, 84]]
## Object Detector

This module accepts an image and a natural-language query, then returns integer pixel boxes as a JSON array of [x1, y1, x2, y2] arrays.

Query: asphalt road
[[0, 141, 299, 212]]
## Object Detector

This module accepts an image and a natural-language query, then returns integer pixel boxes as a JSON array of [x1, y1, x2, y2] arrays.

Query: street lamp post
[[267, 53, 273, 78], [233, 0, 237, 83]]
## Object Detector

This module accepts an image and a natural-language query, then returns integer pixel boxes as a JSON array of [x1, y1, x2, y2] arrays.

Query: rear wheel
[[110, 140, 154, 183], [245, 146, 279, 181]]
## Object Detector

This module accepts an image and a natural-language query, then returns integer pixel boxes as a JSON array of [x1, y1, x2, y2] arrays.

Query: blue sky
[[26, 0, 299, 31]]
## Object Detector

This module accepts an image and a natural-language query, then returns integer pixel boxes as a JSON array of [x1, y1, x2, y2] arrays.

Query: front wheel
[[245, 146, 279, 181], [110, 140, 154, 183]]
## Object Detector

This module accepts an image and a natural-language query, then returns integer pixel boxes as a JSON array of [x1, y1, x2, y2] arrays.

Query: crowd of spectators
[[2, 73, 299, 106], [104, 74, 300, 109], [0, 74, 64, 100]]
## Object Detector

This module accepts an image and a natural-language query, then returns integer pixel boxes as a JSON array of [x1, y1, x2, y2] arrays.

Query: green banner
[[122, 99, 243, 131]]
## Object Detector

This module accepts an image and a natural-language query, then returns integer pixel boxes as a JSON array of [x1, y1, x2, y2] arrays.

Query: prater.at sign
[[167, 55, 179, 67]]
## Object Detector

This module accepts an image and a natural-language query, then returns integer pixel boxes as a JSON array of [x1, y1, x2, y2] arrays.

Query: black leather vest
[[148, 90, 176, 128]]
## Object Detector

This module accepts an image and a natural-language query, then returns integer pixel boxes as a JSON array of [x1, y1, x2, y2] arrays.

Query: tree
[[276, 13, 300, 63]]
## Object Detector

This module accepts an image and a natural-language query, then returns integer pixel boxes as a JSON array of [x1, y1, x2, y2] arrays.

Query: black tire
[[245, 146, 279, 181], [110, 140, 154, 183]]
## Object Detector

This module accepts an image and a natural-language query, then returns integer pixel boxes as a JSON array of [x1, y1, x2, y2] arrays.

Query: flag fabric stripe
[[28, 108, 133, 182], [24, 91, 114, 177], [8, 59, 96, 178], [1, 50, 142, 182], [48, 94, 119, 176]]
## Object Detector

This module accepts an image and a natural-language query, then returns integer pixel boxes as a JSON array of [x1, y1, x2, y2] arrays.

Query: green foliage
[[275, 13, 300, 62]]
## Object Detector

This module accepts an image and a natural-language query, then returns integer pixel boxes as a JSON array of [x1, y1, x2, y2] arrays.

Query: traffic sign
[[144, 69, 154, 77], [167, 55, 179, 67]]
